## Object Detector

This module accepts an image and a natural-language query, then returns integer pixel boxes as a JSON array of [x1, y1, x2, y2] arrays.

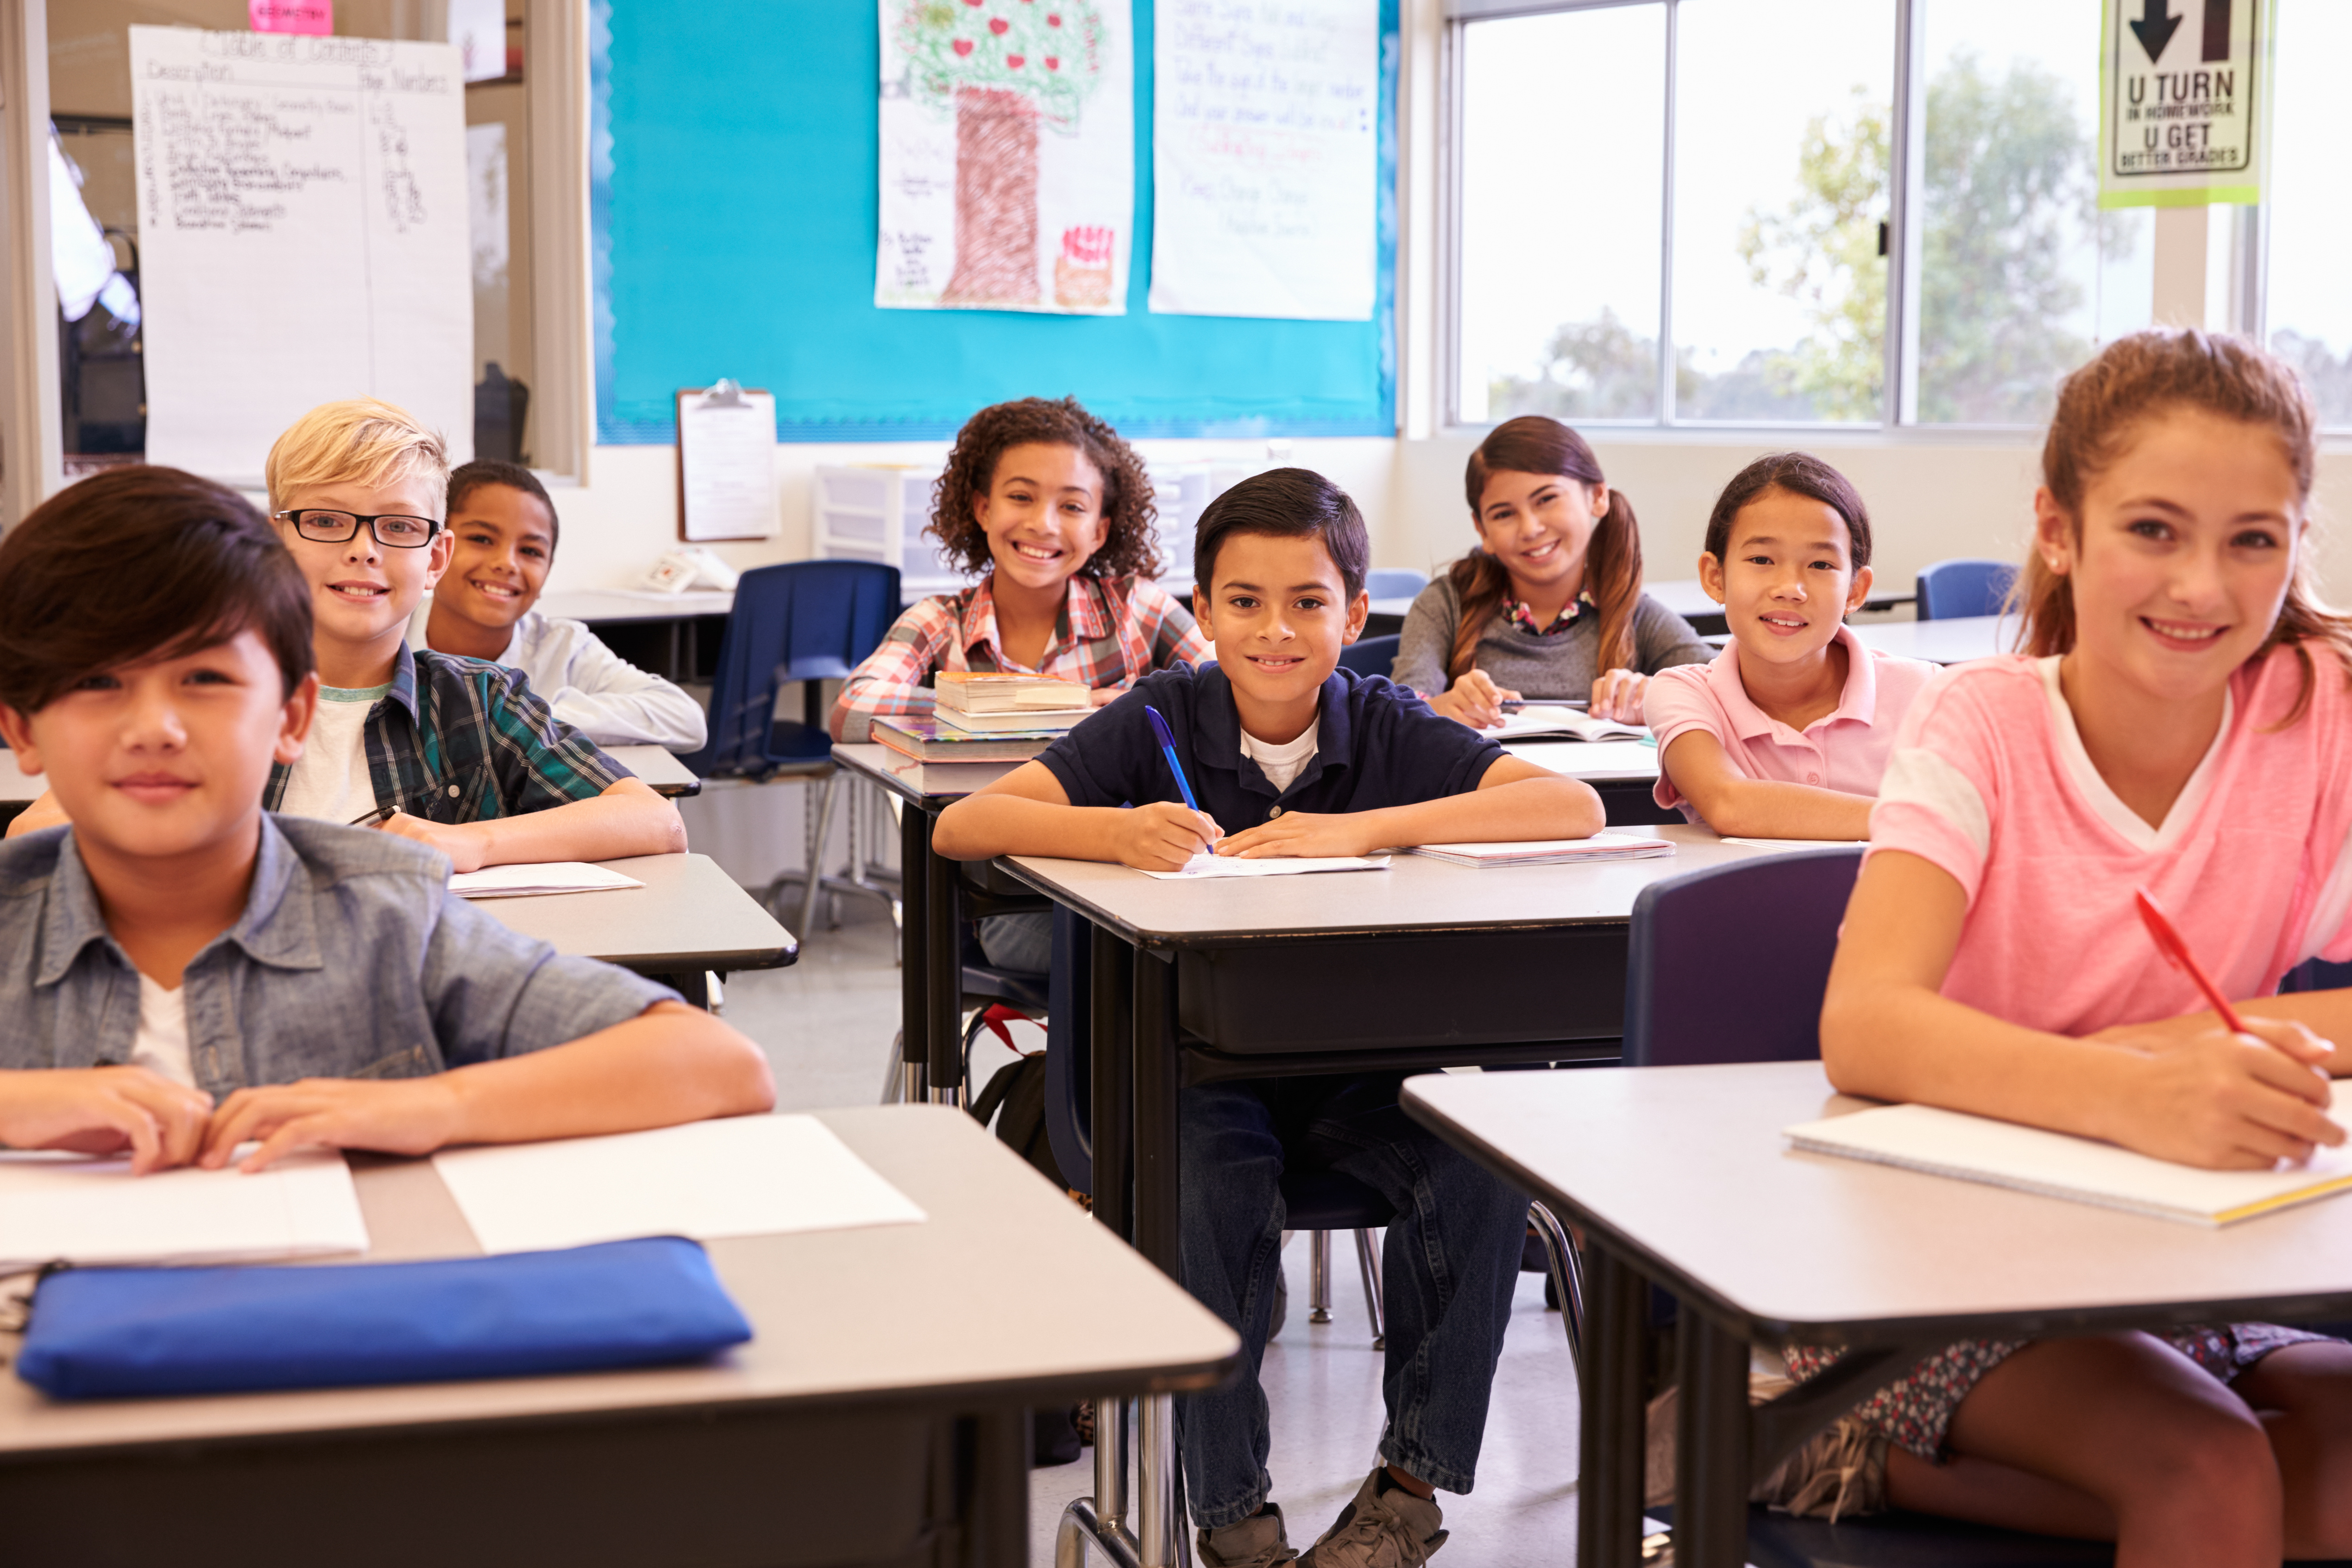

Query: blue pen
[[1144, 705, 1201, 811]]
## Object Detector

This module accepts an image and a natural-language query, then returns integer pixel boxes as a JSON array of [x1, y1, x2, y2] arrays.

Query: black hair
[[1703, 452, 1873, 570], [0, 466, 314, 712], [448, 459, 559, 552], [1193, 468, 1370, 600]]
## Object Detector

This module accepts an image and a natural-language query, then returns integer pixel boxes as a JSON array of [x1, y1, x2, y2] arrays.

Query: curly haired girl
[[830, 397, 1207, 746]]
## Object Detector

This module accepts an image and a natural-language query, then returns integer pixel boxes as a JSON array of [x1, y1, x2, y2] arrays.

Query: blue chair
[[1364, 568, 1429, 601], [1915, 559, 2017, 622], [1627, 847, 2127, 1566], [1336, 634, 1399, 680], [677, 560, 902, 940]]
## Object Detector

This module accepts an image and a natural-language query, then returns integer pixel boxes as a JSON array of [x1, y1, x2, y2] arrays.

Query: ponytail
[[1449, 417, 1644, 681]]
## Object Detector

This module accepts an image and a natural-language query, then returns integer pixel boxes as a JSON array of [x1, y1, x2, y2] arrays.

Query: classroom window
[[1911, 0, 2150, 426], [44, 0, 562, 475], [1455, 6, 1667, 426], [2262, 0, 2352, 430], [1445, 0, 2158, 431]]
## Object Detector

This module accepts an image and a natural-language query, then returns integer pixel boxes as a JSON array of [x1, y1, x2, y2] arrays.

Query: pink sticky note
[[249, 0, 332, 35]]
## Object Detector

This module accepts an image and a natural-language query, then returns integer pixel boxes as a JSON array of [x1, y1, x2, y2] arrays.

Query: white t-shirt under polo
[[131, 973, 195, 1089], [1239, 719, 1320, 795], [277, 683, 388, 822]]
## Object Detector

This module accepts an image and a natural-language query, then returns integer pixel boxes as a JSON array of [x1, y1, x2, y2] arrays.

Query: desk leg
[[1091, 932, 1135, 1244], [969, 1407, 1030, 1568], [1132, 951, 1181, 1280], [1674, 1310, 1753, 1568], [897, 805, 931, 1104], [926, 822, 964, 1107], [1577, 1246, 1647, 1568]]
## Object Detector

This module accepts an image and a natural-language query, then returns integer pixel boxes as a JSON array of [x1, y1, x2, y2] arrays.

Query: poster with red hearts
[[877, 0, 1133, 314]]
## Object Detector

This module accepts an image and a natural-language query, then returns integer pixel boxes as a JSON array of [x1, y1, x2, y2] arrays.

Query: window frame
[[1437, 0, 2288, 437]]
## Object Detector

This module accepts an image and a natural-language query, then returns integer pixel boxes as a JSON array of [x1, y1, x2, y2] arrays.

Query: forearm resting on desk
[[1660, 733, 1874, 840], [383, 778, 685, 871]]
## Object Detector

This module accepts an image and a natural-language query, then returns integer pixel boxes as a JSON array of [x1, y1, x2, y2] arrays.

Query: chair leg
[[1528, 1199, 1585, 1379], [1352, 1228, 1385, 1352], [1308, 1230, 1333, 1323], [796, 772, 841, 943], [880, 1031, 905, 1106]]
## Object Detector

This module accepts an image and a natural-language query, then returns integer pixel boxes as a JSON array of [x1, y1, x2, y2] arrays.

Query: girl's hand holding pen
[[2091, 1014, 2342, 1170]]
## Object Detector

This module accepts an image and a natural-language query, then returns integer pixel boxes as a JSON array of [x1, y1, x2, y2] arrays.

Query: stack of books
[[932, 672, 1094, 734]]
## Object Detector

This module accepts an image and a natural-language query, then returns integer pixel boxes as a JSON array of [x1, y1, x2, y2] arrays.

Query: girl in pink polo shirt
[[1644, 453, 1939, 838], [1809, 331, 2352, 1564]]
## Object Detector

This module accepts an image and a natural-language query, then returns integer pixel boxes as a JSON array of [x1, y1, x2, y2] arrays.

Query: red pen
[[2134, 887, 2250, 1035]]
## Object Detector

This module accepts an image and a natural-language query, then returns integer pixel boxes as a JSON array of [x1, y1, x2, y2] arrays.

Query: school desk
[[607, 743, 701, 797], [0, 1104, 1240, 1568], [1402, 1062, 2352, 1568], [1502, 737, 1676, 826], [1846, 613, 2019, 665], [537, 587, 736, 685], [994, 826, 1766, 1282], [832, 741, 1040, 1107], [482, 851, 795, 1008]]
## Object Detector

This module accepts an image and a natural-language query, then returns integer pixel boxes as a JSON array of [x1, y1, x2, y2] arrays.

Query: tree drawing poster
[[1149, 0, 1378, 321], [878, 0, 1134, 314]]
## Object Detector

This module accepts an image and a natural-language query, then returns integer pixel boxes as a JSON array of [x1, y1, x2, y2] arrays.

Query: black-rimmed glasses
[[274, 509, 443, 548]]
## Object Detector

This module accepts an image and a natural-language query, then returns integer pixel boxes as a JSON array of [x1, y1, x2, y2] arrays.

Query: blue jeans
[[1176, 1074, 1528, 1530]]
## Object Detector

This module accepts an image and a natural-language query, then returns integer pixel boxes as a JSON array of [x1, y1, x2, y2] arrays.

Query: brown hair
[[1194, 467, 1369, 600], [449, 459, 559, 551], [1449, 416, 1643, 680], [928, 396, 1158, 579], [0, 466, 315, 713], [1704, 452, 1873, 570], [2021, 328, 2351, 724]]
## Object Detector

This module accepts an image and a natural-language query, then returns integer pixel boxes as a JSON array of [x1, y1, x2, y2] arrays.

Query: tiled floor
[[722, 909, 1588, 1565]]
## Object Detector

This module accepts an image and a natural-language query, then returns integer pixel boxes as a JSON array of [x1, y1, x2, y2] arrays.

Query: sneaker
[[1199, 1504, 1298, 1568], [1299, 1468, 1447, 1568]]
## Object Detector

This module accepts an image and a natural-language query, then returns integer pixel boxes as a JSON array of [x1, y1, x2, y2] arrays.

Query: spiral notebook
[[1786, 1086, 2352, 1226]]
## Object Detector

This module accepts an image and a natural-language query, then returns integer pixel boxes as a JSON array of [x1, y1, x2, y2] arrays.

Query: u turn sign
[[2101, 0, 2269, 207]]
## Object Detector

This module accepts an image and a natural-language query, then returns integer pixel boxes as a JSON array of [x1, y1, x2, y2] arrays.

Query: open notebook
[[1409, 834, 1673, 868], [1483, 706, 1649, 743], [1786, 1087, 2352, 1226]]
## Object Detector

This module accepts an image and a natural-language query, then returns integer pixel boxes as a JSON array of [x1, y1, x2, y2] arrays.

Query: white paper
[[1141, 853, 1390, 881], [131, 27, 472, 485], [1409, 834, 1673, 866], [1723, 838, 1868, 851], [1148, 0, 1378, 320], [432, 1116, 927, 1254], [446, 862, 644, 899], [1786, 1088, 2352, 1227], [878, 0, 1134, 314], [0, 1148, 369, 1273], [678, 388, 779, 541]]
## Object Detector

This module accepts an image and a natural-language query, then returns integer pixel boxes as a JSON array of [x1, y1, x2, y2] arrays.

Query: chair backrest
[[1365, 568, 1430, 600], [682, 559, 902, 776], [1337, 633, 1400, 679], [1622, 846, 1864, 1067], [1915, 558, 2017, 622]]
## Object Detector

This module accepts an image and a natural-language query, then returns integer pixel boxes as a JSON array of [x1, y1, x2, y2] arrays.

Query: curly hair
[[928, 397, 1160, 579]]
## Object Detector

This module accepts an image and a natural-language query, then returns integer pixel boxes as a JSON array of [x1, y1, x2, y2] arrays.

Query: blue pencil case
[[13, 1235, 753, 1401]]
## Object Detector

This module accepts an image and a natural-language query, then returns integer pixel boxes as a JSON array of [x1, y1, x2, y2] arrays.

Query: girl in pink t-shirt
[[1812, 331, 2352, 1565], [1646, 452, 1939, 839]]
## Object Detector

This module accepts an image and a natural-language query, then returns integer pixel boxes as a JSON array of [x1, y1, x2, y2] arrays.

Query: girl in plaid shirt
[[829, 397, 1207, 746]]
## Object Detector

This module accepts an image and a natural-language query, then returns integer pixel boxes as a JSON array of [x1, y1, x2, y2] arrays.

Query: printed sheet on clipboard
[[674, 380, 779, 541]]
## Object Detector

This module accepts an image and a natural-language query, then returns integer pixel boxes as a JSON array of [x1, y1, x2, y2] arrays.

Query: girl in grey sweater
[[1393, 417, 1707, 726]]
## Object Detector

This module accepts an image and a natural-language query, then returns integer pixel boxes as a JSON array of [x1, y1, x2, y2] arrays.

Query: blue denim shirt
[[0, 816, 676, 1100]]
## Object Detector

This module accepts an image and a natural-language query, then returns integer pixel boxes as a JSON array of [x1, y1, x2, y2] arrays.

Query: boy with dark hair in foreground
[[0, 466, 771, 1173], [935, 469, 1600, 1568]]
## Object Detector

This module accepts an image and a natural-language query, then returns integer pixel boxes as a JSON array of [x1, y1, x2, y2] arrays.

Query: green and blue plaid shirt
[[264, 645, 630, 823]]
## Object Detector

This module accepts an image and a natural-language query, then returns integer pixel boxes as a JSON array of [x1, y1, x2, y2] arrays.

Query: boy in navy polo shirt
[[936, 469, 1600, 1568]]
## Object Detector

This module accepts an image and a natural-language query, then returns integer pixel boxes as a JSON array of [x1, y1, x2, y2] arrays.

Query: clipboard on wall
[[674, 381, 780, 541]]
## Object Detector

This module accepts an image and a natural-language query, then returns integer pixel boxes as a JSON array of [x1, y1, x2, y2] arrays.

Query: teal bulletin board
[[590, 0, 1399, 444]]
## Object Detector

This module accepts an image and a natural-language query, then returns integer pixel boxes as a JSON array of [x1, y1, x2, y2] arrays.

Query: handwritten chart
[[131, 26, 471, 482], [1149, 0, 1377, 321], [876, 0, 1134, 315]]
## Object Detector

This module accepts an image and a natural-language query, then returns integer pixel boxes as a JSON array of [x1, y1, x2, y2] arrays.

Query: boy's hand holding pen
[[1124, 706, 1222, 872]]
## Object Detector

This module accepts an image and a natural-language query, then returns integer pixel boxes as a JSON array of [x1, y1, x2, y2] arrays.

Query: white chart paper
[[446, 862, 644, 899], [877, 0, 1134, 314], [1148, 0, 1378, 320], [131, 26, 472, 484], [433, 1116, 928, 1254], [0, 1148, 369, 1274]]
